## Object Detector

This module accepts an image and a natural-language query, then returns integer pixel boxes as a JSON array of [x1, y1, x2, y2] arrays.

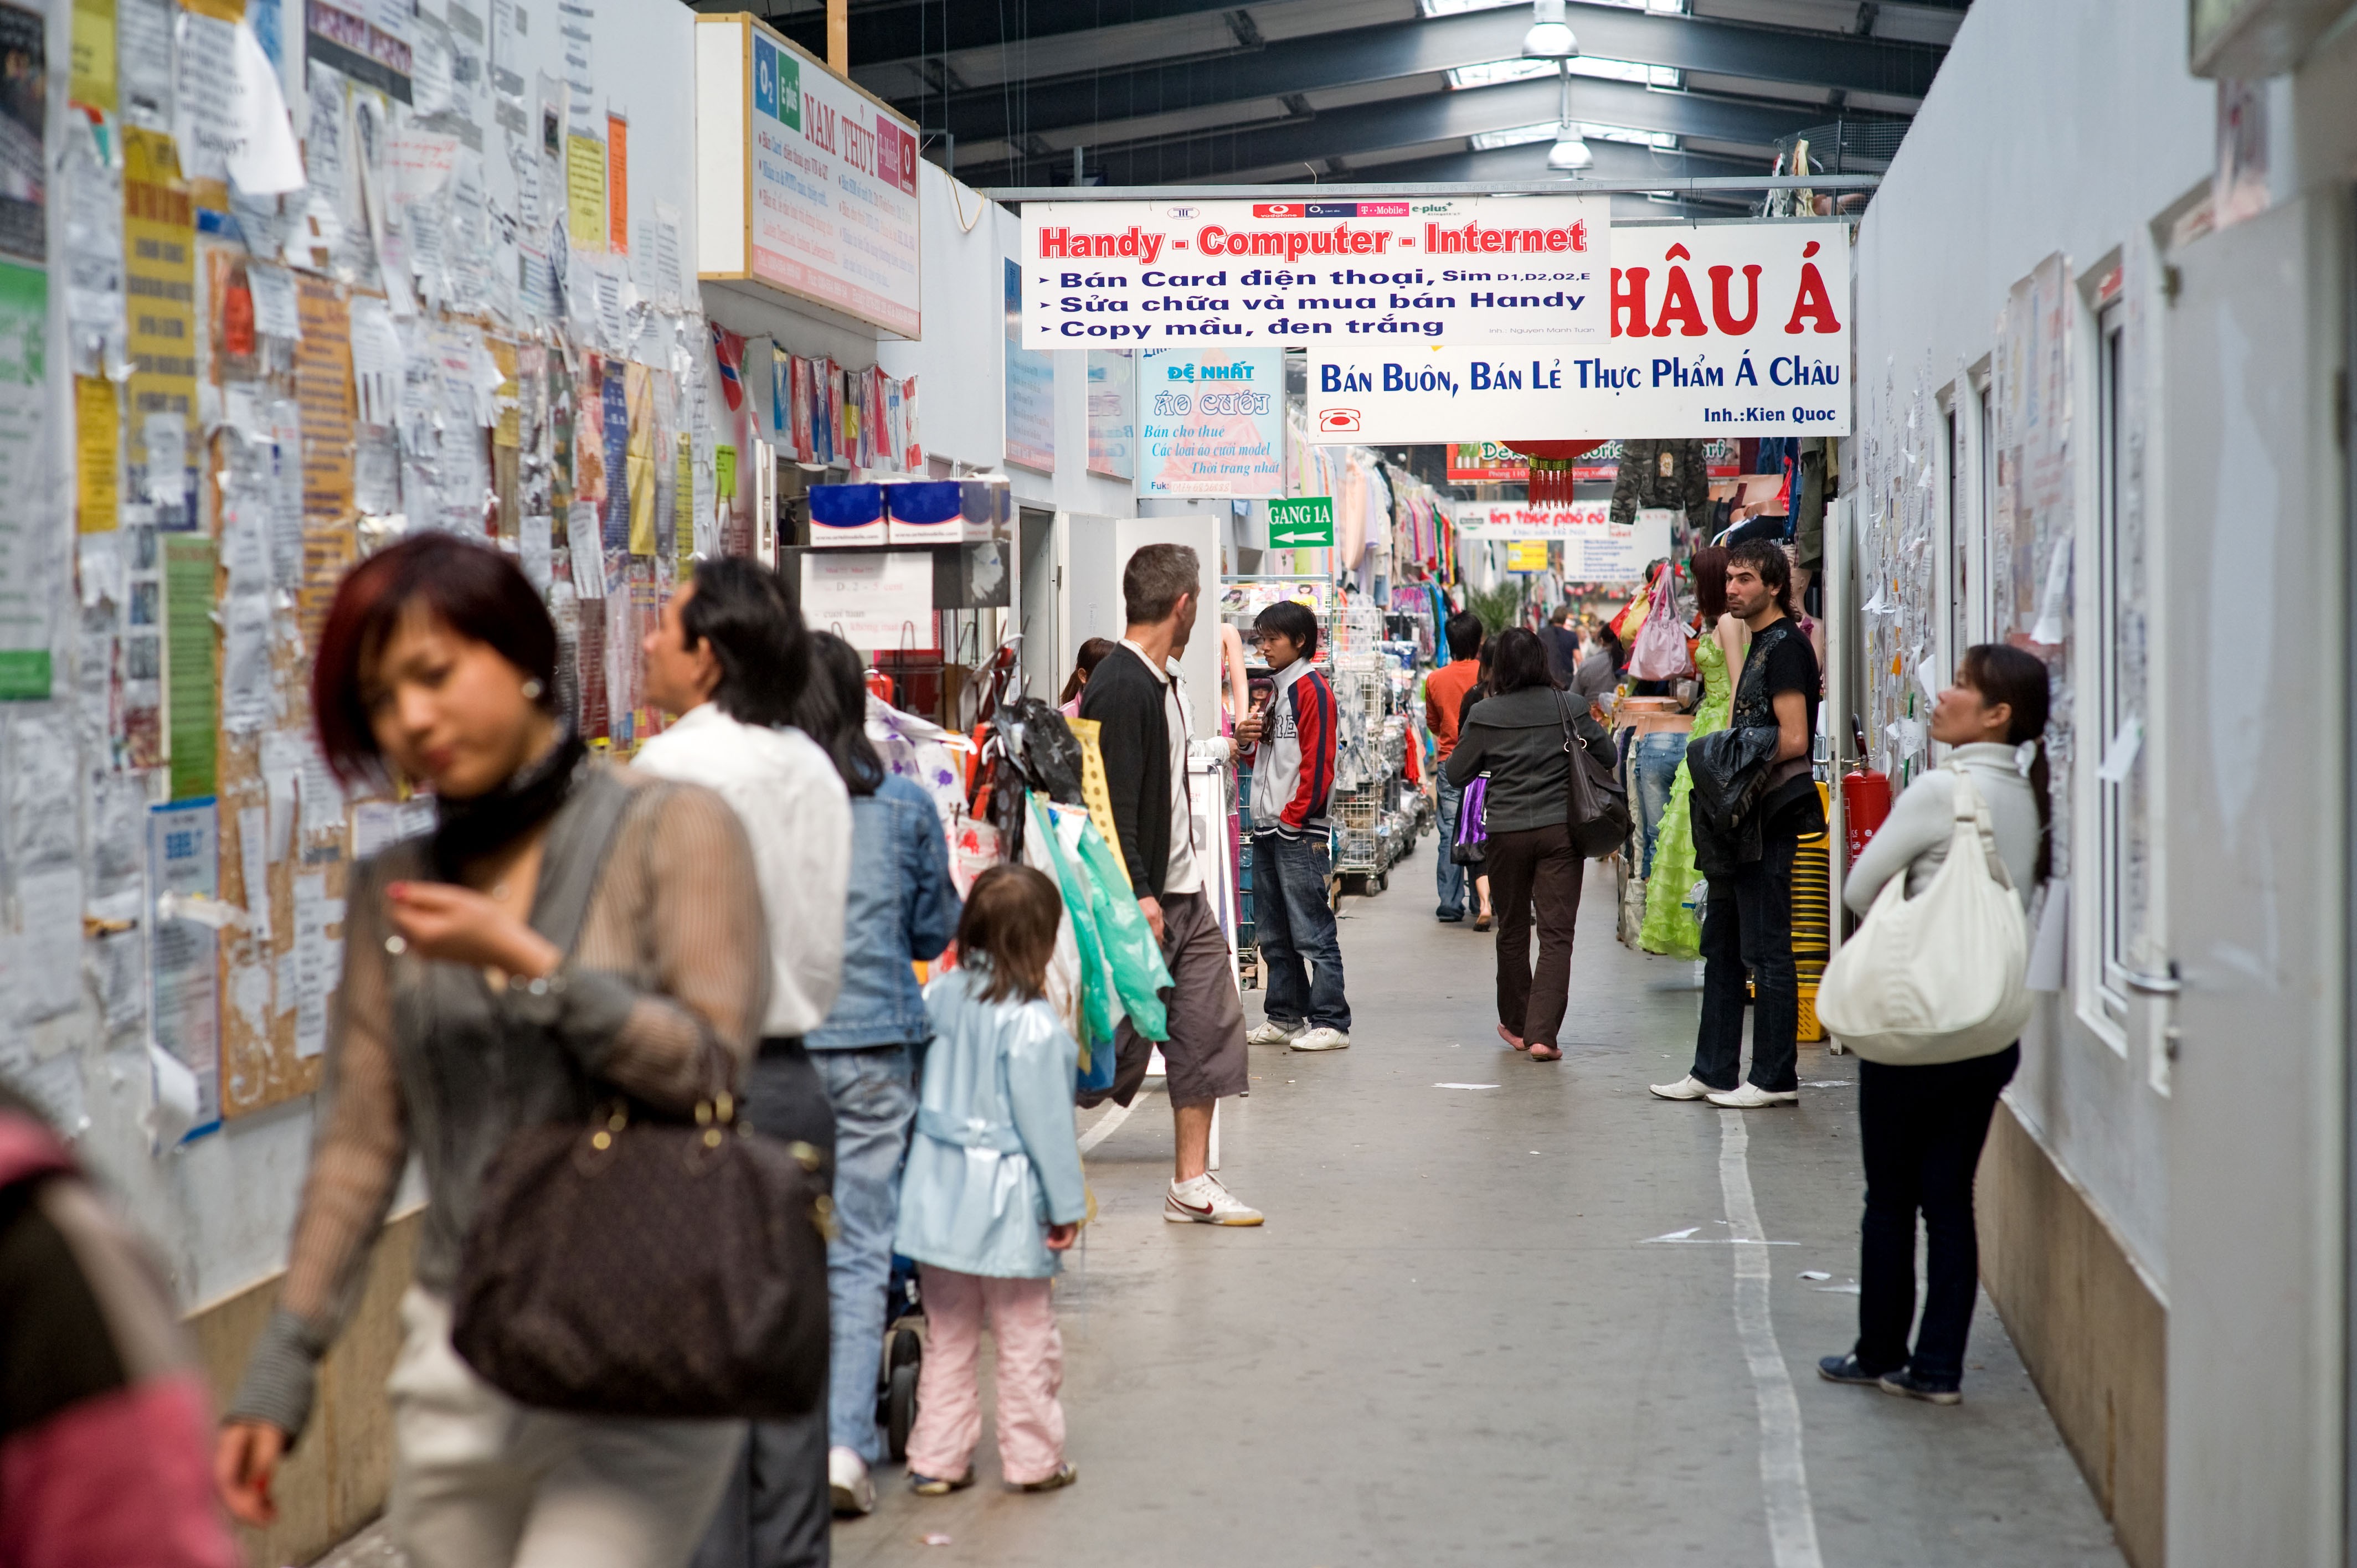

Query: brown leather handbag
[[448, 772, 832, 1420]]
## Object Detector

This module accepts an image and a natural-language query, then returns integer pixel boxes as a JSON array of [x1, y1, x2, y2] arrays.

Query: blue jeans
[[1435, 773, 1466, 918], [812, 1045, 918, 1464], [1631, 731, 1689, 876], [1253, 832, 1351, 1031]]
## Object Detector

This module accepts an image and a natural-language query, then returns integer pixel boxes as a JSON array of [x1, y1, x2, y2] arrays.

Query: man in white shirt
[[636, 558, 851, 1568]]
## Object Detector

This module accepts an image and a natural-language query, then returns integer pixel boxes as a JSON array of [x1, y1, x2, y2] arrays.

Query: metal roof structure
[[688, 0, 1962, 214]]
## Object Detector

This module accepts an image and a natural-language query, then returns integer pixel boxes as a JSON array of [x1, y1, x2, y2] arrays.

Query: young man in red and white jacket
[[1234, 600, 1351, 1051]]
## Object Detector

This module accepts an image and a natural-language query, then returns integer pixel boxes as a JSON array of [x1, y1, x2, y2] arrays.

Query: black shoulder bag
[[1556, 693, 1634, 859]]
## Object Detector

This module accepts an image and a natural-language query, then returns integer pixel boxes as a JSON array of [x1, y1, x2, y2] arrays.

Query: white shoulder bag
[[1816, 761, 2033, 1066]]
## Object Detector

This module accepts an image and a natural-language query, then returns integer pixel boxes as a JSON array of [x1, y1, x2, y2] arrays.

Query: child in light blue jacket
[[896, 865, 1089, 1497]]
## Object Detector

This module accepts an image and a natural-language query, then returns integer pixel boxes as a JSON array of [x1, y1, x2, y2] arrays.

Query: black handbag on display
[[1556, 693, 1634, 859]]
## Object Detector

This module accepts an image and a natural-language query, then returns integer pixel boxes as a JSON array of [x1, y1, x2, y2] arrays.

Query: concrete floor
[[322, 835, 2124, 1568]]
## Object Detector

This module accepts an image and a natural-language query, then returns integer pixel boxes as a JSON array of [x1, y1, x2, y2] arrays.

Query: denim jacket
[[807, 773, 963, 1050]]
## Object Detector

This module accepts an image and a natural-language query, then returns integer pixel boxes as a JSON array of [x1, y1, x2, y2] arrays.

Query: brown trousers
[[1485, 823, 1585, 1049]]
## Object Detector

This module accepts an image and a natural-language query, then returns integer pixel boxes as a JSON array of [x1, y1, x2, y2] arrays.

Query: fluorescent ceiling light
[[1448, 55, 1681, 89], [1419, 0, 1515, 14], [1469, 120, 1680, 151]]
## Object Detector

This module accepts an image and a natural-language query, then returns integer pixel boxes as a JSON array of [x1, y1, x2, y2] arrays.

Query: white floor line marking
[[1077, 1086, 1156, 1155], [1720, 1110, 1824, 1568]]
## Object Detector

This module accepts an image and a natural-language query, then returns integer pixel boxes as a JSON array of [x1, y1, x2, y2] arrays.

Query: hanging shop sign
[[1453, 499, 1670, 582], [1268, 496, 1334, 548], [1021, 194, 1609, 348], [1136, 345, 1284, 498], [1085, 347, 1135, 479], [800, 549, 933, 651], [1447, 437, 1740, 484], [694, 14, 921, 336], [1310, 223, 1849, 443], [1505, 539, 1550, 571], [1005, 259, 1056, 472]]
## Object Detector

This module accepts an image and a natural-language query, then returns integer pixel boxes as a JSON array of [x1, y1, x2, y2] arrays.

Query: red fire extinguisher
[[1841, 770, 1890, 871]]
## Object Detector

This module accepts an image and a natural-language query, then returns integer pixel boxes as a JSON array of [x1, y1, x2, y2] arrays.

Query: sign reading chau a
[[1020, 195, 1610, 347], [1308, 223, 1850, 442]]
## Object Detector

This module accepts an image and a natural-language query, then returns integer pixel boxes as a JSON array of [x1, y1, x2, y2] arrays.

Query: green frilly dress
[[1639, 632, 1732, 959]]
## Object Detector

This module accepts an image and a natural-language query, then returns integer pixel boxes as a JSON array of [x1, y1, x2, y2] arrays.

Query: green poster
[[164, 534, 218, 801], [0, 261, 50, 700], [1268, 496, 1335, 548]]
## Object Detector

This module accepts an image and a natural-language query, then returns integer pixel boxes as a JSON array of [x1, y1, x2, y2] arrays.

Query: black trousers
[[1484, 823, 1583, 1049], [1692, 821, 1801, 1094], [1853, 1043, 2020, 1385], [693, 1040, 835, 1568]]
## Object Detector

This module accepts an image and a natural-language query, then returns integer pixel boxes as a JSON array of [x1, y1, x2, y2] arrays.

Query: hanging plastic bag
[[1028, 794, 1120, 1051], [1628, 565, 1697, 682], [1066, 809, 1171, 1040]]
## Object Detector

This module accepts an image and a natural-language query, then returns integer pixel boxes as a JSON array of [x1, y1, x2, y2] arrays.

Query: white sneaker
[[1648, 1074, 1717, 1101], [1246, 1019, 1303, 1046], [1165, 1174, 1264, 1226], [828, 1446, 876, 1517], [1290, 1027, 1350, 1052], [1706, 1082, 1800, 1108]]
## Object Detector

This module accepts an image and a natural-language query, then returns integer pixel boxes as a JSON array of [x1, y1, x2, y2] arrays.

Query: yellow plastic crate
[[1797, 981, 1824, 1042]]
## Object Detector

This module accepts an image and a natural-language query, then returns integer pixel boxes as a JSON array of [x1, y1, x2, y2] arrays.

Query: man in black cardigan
[[1079, 543, 1260, 1225]]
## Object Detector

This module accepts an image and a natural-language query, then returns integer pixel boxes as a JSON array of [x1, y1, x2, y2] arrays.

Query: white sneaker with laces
[[1706, 1082, 1800, 1108], [828, 1446, 876, 1517], [1648, 1074, 1717, 1101], [1165, 1174, 1264, 1226], [1290, 1027, 1350, 1052], [1246, 1019, 1303, 1046]]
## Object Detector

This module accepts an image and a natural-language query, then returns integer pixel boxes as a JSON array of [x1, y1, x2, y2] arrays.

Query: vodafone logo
[[1318, 409, 1362, 433], [1252, 202, 1305, 218]]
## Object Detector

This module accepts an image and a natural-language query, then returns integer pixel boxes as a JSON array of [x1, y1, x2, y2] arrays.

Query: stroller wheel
[[886, 1359, 920, 1461]]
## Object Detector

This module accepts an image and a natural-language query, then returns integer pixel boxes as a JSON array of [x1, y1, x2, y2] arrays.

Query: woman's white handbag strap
[[1946, 759, 2015, 893]]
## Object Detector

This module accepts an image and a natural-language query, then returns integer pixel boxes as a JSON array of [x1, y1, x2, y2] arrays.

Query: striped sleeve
[[1283, 673, 1337, 831]]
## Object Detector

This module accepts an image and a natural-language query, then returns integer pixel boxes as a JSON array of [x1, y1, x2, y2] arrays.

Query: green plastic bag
[[1029, 795, 1120, 1049], [1072, 814, 1172, 1040]]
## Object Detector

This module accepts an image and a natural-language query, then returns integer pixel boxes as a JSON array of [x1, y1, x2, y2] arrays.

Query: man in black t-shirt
[[1651, 540, 1824, 1109]]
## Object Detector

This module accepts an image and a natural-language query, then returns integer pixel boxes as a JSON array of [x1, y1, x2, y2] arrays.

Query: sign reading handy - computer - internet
[[1019, 196, 1611, 346], [1305, 223, 1851, 442]]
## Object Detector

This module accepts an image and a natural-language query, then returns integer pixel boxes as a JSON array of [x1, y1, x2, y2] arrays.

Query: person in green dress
[[1641, 546, 1746, 959]]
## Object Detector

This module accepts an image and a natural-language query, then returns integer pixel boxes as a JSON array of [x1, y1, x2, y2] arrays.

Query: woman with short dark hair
[[1443, 628, 1617, 1062], [215, 533, 770, 1566]]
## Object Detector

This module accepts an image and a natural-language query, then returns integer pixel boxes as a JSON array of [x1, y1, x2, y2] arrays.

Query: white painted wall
[[1850, 0, 2214, 1294]]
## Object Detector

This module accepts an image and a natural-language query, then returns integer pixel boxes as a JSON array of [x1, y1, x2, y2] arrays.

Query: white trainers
[[1165, 1174, 1264, 1226], [1648, 1074, 1717, 1101], [1707, 1082, 1800, 1108], [1246, 1019, 1303, 1046], [1290, 1027, 1350, 1052], [828, 1446, 876, 1517]]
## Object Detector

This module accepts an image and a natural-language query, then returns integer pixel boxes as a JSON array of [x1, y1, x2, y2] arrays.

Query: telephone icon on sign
[[1318, 409, 1362, 433]]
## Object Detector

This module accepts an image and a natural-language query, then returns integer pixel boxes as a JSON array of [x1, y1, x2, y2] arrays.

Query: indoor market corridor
[[838, 838, 2124, 1568]]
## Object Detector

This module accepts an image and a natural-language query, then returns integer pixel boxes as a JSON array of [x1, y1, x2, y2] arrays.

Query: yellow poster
[[75, 376, 120, 533], [491, 339, 520, 449], [674, 449, 692, 559], [123, 128, 195, 519], [624, 362, 654, 555], [71, 0, 116, 110], [566, 135, 607, 254], [1506, 539, 1551, 571]]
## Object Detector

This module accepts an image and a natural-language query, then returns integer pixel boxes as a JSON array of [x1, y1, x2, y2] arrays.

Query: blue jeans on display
[[1631, 732, 1690, 877], [1435, 773, 1466, 919], [1254, 831, 1351, 1032], [812, 1044, 918, 1464]]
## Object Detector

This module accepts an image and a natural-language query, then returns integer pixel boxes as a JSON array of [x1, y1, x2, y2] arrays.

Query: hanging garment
[[1640, 631, 1732, 958]]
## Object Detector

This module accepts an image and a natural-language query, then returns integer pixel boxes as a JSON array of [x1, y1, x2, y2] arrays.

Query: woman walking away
[[1443, 628, 1617, 1062], [795, 632, 963, 1517], [1641, 545, 1744, 958], [1058, 637, 1116, 716], [896, 866, 1088, 1497], [1817, 643, 2051, 1405], [217, 534, 768, 1568], [1455, 639, 1499, 931]]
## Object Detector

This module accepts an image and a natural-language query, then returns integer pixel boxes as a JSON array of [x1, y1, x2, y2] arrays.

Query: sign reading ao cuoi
[[1454, 500, 1671, 582], [1308, 223, 1850, 442], [1137, 347, 1285, 498], [1021, 195, 1611, 347]]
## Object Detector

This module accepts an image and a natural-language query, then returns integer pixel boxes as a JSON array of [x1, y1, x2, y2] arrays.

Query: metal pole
[[827, 0, 847, 73], [981, 174, 1881, 203]]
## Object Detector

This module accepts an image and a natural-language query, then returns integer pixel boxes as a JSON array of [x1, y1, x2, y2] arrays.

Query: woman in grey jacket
[[1443, 629, 1617, 1062], [1819, 643, 2051, 1405]]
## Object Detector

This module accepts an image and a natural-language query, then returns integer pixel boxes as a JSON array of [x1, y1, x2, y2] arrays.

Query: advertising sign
[[800, 550, 933, 651], [1136, 346, 1284, 498], [1004, 259, 1055, 472], [1453, 499, 1670, 581], [1267, 496, 1334, 548], [1021, 195, 1609, 348], [733, 20, 920, 336], [1085, 348, 1135, 479], [1447, 437, 1740, 484], [1309, 223, 1849, 442]]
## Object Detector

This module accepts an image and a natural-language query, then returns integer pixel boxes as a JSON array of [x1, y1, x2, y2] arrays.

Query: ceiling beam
[[963, 73, 1864, 185], [1332, 137, 1767, 193], [922, 6, 1939, 146], [707, 0, 1250, 69]]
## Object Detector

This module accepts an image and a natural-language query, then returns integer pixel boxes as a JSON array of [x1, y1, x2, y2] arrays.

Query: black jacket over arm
[[1078, 644, 1173, 899]]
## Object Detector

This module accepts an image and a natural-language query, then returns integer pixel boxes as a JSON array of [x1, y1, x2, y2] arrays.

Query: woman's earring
[[521, 678, 545, 702]]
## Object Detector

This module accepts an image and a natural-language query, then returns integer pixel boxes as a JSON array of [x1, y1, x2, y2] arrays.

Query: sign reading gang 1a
[[1019, 196, 1610, 347]]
